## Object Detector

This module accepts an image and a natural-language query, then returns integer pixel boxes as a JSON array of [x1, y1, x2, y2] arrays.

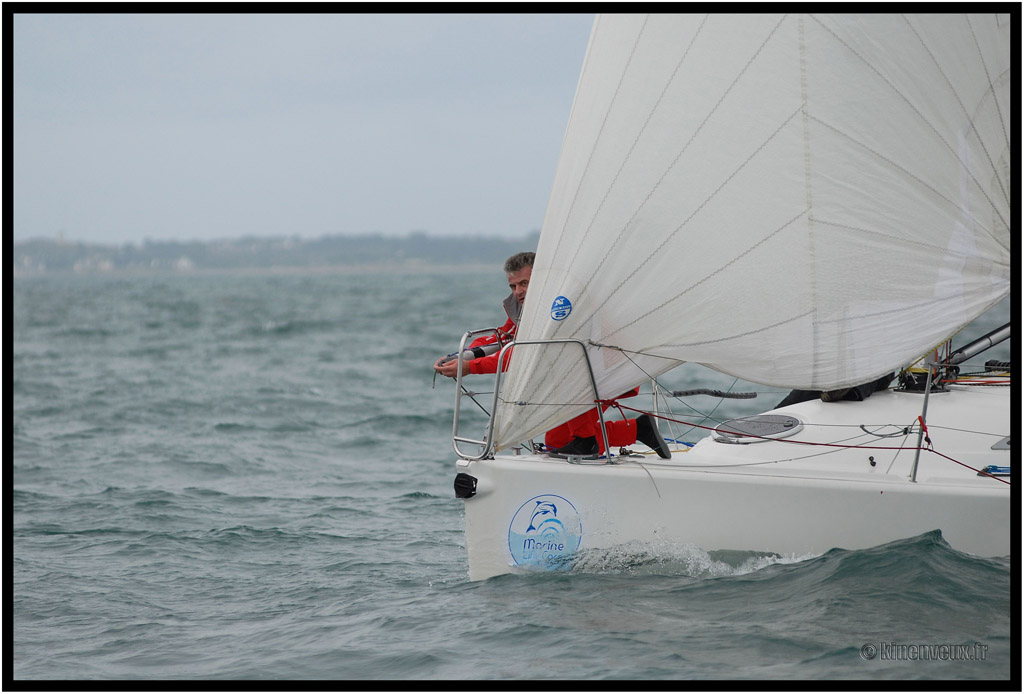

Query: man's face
[[507, 265, 532, 306]]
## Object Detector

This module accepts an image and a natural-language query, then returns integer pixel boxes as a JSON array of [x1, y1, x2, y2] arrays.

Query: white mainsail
[[494, 14, 1011, 451]]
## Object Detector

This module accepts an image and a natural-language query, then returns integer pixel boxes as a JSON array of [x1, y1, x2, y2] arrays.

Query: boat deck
[[494, 385, 1011, 490]]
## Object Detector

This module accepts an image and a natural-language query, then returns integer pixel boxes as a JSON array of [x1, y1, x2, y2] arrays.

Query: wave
[[564, 539, 813, 579], [563, 530, 1008, 590]]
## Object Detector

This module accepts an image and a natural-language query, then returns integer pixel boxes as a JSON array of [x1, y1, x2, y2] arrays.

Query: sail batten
[[493, 13, 1011, 451]]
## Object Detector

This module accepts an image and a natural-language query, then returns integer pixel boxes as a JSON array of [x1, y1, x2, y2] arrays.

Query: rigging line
[[676, 377, 744, 439], [791, 419, 912, 429], [640, 441, 858, 468], [615, 344, 732, 421], [495, 342, 587, 431], [925, 423, 1010, 438], [885, 428, 915, 475], [666, 451, 848, 468], [616, 350, 778, 444], [460, 384, 491, 418], [586, 340, 680, 362], [650, 387, 679, 445], [926, 448, 1011, 485], [617, 402, 920, 451], [507, 345, 734, 441], [617, 402, 1010, 483], [859, 424, 915, 439]]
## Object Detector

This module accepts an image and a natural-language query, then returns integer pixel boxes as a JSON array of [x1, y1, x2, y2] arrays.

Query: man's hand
[[434, 356, 468, 379]]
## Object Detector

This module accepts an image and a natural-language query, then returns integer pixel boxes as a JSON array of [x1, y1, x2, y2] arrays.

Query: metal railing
[[450, 327, 504, 460], [451, 334, 609, 461]]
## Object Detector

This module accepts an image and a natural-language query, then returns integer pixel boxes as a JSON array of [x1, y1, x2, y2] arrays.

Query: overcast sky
[[13, 12, 595, 245]]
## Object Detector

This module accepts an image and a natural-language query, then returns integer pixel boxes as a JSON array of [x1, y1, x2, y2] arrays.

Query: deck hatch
[[714, 414, 803, 444]]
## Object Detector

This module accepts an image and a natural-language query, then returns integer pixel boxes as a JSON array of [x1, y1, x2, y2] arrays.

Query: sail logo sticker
[[508, 494, 582, 571], [550, 296, 573, 321]]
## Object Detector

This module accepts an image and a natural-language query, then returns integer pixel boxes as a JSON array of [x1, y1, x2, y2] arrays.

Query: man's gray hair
[[504, 252, 535, 274]]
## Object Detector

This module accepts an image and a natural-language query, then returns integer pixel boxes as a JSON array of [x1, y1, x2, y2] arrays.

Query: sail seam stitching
[[965, 14, 1011, 198], [812, 218, 1009, 261], [799, 15, 821, 393], [554, 15, 790, 341], [905, 14, 1011, 224], [556, 16, 651, 283], [601, 113, 806, 342], [806, 113, 1002, 244], [811, 14, 1010, 239], [566, 14, 711, 303]]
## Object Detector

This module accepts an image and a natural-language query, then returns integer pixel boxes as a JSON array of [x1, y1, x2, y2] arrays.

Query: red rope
[[917, 415, 931, 448]]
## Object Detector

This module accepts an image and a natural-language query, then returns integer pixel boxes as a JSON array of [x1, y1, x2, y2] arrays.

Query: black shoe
[[548, 436, 599, 458], [636, 415, 671, 459], [820, 388, 851, 402]]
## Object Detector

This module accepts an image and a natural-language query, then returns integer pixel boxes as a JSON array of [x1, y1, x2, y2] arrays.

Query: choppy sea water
[[12, 269, 1014, 682]]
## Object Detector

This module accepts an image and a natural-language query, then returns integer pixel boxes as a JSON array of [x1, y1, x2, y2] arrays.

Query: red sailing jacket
[[466, 293, 520, 374]]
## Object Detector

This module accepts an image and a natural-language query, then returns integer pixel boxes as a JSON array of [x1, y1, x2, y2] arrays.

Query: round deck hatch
[[714, 414, 803, 444]]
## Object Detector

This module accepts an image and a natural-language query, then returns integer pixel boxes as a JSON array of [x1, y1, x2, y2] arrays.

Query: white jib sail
[[493, 14, 1011, 452]]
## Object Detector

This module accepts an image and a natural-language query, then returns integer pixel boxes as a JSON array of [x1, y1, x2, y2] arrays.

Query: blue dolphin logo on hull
[[508, 495, 582, 570]]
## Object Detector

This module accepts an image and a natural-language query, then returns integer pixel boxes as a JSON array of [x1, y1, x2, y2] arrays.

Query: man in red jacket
[[434, 251, 670, 459], [433, 251, 533, 378]]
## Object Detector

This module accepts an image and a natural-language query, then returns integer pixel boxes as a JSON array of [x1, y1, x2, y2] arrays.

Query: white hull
[[457, 385, 1010, 581]]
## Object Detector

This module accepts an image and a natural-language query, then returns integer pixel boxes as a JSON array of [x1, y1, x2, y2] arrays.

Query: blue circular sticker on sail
[[550, 296, 573, 321], [508, 494, 582, 571]]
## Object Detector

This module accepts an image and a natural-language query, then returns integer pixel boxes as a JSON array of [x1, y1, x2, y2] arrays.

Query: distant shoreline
[[12, 231, 540, 277], [12, 262, 501, 279]]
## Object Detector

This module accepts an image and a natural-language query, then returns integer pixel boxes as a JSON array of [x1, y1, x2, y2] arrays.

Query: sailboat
[[447, 14, 1012, 581]]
